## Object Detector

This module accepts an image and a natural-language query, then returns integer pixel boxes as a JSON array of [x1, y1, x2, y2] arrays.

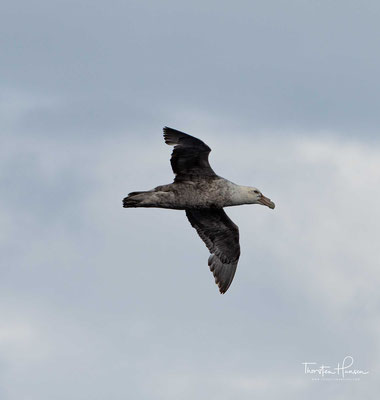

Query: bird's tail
[[123, 191, 151, 208]]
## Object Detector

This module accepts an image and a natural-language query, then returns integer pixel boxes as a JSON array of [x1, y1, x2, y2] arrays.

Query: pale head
[[246, 186, 275, 209]]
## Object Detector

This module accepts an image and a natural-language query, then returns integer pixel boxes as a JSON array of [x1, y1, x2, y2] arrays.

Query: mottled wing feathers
[[163, 128, 240, 293], [163, 127, 216, 181], [185, 208, 240, 294]]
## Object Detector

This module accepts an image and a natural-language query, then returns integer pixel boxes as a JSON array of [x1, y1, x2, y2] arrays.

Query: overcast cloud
[[1, 1, 380, 399]]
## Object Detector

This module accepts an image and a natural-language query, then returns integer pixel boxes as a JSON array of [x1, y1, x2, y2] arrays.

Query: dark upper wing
[[163, 127, 216, 182], [186, 208, 240, 294]]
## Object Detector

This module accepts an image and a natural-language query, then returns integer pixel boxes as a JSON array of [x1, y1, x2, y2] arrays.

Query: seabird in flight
[[123, 127, 275, 293]]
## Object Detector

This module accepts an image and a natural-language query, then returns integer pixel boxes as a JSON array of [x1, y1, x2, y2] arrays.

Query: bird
[[123, 127, 275, 294]]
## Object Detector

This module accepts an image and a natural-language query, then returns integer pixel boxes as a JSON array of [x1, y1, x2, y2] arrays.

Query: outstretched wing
[[163, 127, 217, 182], [185, 208, 240, 294]]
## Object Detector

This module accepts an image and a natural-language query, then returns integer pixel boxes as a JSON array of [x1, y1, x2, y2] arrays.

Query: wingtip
[[163, 126, 175, 135], [163, 127, 171, 145], [217, 282, 230, 294], [163, 126, 182, 145], [209, 254, 235, 294]]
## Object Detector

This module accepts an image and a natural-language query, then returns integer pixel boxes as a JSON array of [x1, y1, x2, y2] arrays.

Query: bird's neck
[[230, 184, 255, 205]]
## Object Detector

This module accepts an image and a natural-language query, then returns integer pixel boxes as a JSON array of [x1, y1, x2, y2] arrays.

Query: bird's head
[[247, 187, 275, 209]]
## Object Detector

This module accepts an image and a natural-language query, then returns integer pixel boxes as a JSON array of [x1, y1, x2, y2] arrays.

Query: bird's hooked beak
[[258, 194, 275, 209]]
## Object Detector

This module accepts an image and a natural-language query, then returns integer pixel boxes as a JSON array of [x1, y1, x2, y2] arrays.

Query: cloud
[[2, 0, 380, 397], [1, 126, 379, 398], [2, 1, 380, 136]]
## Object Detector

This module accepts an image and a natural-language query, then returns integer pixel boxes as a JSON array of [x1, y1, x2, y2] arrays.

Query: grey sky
[[2, 0, 380, 136], [1, 1, 380, 399]]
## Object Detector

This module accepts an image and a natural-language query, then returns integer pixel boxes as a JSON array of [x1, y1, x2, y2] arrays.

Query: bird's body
[[125, 178, 256, 210], [123, 127, 275, 294]]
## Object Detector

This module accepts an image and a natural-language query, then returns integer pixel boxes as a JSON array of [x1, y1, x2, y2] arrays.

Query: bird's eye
[[253, 190, 259, 194]]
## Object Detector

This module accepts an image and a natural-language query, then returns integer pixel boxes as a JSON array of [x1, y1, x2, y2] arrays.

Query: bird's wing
[[163, 127, 217, 182], [185, 208, 240, 294]]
